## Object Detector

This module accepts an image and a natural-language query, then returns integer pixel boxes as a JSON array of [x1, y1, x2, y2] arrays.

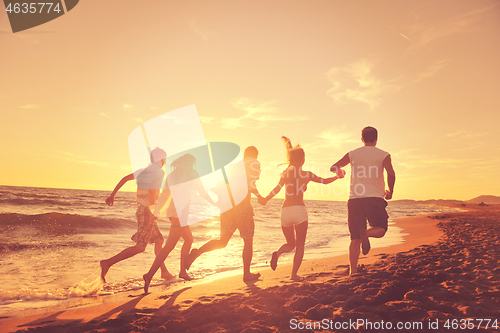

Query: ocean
[[0, 185, 458, 315]]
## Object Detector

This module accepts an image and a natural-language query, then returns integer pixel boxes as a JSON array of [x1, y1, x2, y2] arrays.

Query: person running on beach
[[101, 147, 172, 283], [330, 126, 395, 275], [261, 137, 345, 280], [183, 146, 264, 282], [143, 153, 219, 292]]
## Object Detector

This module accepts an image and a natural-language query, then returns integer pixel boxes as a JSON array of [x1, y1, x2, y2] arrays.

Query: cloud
[[221, 98, 308, 129], [391, 149, 496, 173], [314, 128, 358, 149], [19, 104, 42, 109], [403, 4, 497, 50], [297, 128, 358, 161], [123, 104, 134, 111], [99, 112, 110, 118], [446, 131, 488, 139], [326, 59, 400, 110], [199, 116, 215, 124], [190, 18, 211, 47], [133, 117, 144, 123], [56, 151, 110, 168], [414, 59, 449, 82]]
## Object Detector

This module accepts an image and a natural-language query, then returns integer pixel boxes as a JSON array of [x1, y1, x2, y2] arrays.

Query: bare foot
[[179, 272, 194, 281], [270, 252, 278, 271], [100, 260, 110, 283], [243, 272, 261, 282], [184, 248, 199, 271], [359, 229, 371, 255], [143, 274, 152, 294], [161, 271, 175, 280], [291, 275, 302, 281]]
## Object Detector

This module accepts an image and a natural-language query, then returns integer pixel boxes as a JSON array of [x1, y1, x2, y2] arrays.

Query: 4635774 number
[[6, 2, 61, 14], [444, 319, 498, 330]]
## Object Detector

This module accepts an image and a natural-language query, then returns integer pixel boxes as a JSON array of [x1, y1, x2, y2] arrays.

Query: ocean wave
[[12, 192, 61, 199], [0, 212, 136, 235], [0, 240, 97, 253], [0, 278, 104, 305], [0, 198, 74, 207]]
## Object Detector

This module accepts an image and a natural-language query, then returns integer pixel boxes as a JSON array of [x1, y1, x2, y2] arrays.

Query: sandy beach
[[2, 206, 500, 333]]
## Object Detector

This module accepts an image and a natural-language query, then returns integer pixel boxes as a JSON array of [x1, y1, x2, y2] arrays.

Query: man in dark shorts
[[184, 146, 264, 282], [330, 127, 396, 275]]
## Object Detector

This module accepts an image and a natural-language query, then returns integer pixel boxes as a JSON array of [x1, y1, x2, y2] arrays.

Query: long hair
[[281, 136, 305, 168], [170, 154, 196, 172]]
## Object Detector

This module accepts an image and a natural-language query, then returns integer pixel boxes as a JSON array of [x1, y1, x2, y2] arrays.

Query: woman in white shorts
[[262, 136, 345, 280]]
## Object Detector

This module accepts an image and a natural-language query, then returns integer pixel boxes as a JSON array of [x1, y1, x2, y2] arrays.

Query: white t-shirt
[[348, 146, 389, 199], [133, 163, 165, 207]]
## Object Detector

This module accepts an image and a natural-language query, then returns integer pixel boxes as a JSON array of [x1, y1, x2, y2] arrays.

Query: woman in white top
[[262, 137, 345, 280], [143, 154, 218, 292]]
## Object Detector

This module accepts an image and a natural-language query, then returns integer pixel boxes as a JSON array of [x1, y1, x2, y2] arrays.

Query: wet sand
[[2, 206, 500, 333]]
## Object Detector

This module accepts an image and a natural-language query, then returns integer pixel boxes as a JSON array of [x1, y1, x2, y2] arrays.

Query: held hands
[[105, 195, 115, 206], [337, 169, 346, 179], [258, 196, 268, 206]]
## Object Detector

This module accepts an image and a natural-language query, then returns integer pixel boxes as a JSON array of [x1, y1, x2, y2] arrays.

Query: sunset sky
[[1, 0, 499, 201]]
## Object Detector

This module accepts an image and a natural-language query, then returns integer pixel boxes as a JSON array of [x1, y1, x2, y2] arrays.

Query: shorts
[[348, 197, 388, 240], [220, 203, 254, 240], [131, 205, 164, 246], [281, 205, 308, 228]]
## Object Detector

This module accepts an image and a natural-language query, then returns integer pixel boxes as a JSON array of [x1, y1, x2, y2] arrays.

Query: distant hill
[[465, 195, 500, 205], [393, 195, 500, 206], [392, 199, 464, 205]]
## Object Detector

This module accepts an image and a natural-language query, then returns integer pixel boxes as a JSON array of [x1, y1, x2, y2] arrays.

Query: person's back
[[135, 162, 164, 207], [348, 146, 389, 199], [239, 155, 261, 206], [282, 167, 310, 207]]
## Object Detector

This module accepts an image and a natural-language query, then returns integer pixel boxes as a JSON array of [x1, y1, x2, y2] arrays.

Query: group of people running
[[100, 126, 396, 292]]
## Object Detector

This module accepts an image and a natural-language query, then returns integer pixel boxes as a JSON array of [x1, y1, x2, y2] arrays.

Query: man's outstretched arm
[[330, 153, 350, 174], [383, 154, 396, 200], [106, 173, 135, 206]]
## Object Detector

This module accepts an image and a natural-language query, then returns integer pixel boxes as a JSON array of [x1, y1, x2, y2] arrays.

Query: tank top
[[348, 146, 389, 199]]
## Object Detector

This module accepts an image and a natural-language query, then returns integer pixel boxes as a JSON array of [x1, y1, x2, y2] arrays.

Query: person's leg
[[237, 208, 259, 282], [366, 198, 388, 239], [242, 237, 260, 281], [184, 212, 235, 270], [291, 221, 308, 280], [184, 236, 231, 271], [143, 225, 184, 293], [270, 225, 296, 271], [100, 244, 146, 283], [347, 199, 366, 273], [154, 240, 174, 280], [367, 227, 386, 238], [179, 227, 193, 280], [349, 239, 362, 274]]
